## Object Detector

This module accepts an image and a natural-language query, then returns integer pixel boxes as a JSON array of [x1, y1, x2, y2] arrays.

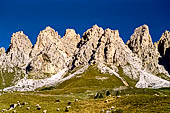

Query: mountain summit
[[0, 25, 170, 91]]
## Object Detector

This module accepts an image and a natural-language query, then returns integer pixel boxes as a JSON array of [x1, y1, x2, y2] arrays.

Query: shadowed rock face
[[26, 27, 81, 76], [157, 30, 170, 74], [4, 31, 32, 68], [0, 24, 169, 80], [126, 25, 163, 74]]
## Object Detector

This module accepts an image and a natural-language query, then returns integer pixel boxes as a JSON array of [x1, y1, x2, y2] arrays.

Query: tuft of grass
[[55, 66, 124, 93], [156, 73, 170, 81], [117, 66, 137, 87], [28, 72, 52, 79], [0, 70, 15, 89], [1, 91, 170, 113]]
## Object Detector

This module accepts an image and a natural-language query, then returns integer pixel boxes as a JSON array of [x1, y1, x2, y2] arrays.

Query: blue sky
[[0, 0, 170, 49]]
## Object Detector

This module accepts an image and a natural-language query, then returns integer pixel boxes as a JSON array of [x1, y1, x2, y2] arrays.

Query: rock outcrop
[[157, 30, 170, 74], [62, 29, 80, 58], [28, 27, 66, 76], [126, 25, 167, 75], [0, 47, 5, 56], [72, 25, 104, 67], [72, 25, 142, 79], [0, 24, 170, 91], [0, 31, 32, 70], [6, 31, 33, 68], [27, 27, 80, 78]]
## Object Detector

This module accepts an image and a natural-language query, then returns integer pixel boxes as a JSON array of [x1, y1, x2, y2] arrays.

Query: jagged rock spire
[[6, 31, 33, 67], [62, 29, 80, 57], [72, 25, 104, 67], [0, 47, 5, 56], [31, 26, 61, 57], [157, 30, 170, 56], [127, 25, 162, 74], [0, 24, 169, 80], [157, 30, 170, 74]]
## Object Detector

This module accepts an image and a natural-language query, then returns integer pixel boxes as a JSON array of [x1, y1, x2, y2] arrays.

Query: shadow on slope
[[158, 47, 170, 74]]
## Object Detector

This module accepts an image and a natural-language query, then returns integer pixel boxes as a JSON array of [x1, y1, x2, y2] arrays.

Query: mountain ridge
[[0, 24, 170, 91]]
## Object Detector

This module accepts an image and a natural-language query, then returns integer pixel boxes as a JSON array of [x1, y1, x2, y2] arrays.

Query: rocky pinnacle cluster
[[0, 24, 169, 81]]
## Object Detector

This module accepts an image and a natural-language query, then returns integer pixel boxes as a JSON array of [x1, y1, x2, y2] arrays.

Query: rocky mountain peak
[[62, 29, 80, 58], [126, 25, 164, 74], [62, 29, 80, 44], [81, 25, 104, 44], [31, 26, 61, 57], [9, 31, 32, 51], [0, 47, 5, 56], [127, 24, 152, 50], [64, 29, 78, 37], [5, 31, 33, 67], [157, 30, 170, 74], [0, 25, 170, 90], [157, 30, 170, 56], [72, 25, 105, 67]]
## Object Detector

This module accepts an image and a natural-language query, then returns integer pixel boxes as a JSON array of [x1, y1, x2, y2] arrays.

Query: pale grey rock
[[28, 26, 67, 76], [62, 29, 80, 58], [0, 47, 5, 56], [27, 27, 80, 78], [95, 28, 142, 80], [127, 25, 168, 75], [127, 25, 158, 73], [157, 30, 170, 56], [6, 31, 33, 68], [72, 25, 104, 67], [98, 63, 129, 86], [0, 25, 170, 91], [136, 70, 170, 88]]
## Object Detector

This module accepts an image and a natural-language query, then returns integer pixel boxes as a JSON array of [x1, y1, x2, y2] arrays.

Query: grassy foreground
[[0, 66, 170, 112], [0, 88, 170, 113]]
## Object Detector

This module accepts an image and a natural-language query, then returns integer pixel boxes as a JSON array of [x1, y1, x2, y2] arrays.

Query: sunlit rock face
[[0, 25, 169, 83], [126, 25, 168, 75], [27, 27, 81, 76], [4, 31, 32, 68]]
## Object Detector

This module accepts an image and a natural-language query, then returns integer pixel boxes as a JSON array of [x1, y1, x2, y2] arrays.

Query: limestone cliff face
[[0, 47, 6, 67], [71, 25, 143, 79], [62, 29, 80, 59], [28, 27, 65, 74], [5, 31, 32, 68], [126, 25, 164, 74], [27, 27, 80, 76], [157, 30, 170, 73], [0, 25, 169, 81], [0, 47, 5, 56], [72, 25, 104, 67]]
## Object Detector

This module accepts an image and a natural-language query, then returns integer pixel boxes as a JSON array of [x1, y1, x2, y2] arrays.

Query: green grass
[[38, 65, 125, 95], [117, 66, 137, 87], [28, 72, 53, 79], [0, 70, 15, 89], [0, 88, 170, 113], [156, 73, 170, 81], [57, 66, 124, 89], [1, 65, 170, 112], [0, 67, 24, 89]]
